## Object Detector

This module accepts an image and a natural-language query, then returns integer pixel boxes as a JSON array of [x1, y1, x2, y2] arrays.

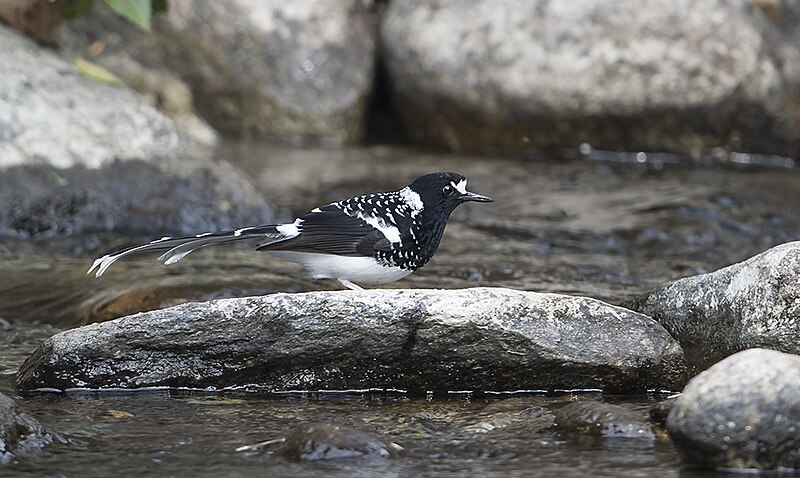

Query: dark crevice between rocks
[[363, 6, 407, 147]]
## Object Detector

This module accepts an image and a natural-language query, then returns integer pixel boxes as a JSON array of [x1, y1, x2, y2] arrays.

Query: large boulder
[[0, 393, 52, 464], [16, 288, 686, 393], [381, 0, 800, 156], [0, 25, 272, 237], [61, 0, 376, 144], [667, 348, 800, 471], [627, 241, 800, 373]]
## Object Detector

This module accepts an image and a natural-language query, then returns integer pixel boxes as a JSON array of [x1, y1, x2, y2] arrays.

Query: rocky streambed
[[0, 134, 798, 475], [2, 0, 800, 474], [3, 239, 800, 475]]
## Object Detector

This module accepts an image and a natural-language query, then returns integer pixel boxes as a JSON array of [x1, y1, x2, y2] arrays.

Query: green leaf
[[101, 0, 152, 30], [47, 167, 69, 187], [152, 0, 168, 13], [75, 57, 123, 85], [60, 0, 96, 18]]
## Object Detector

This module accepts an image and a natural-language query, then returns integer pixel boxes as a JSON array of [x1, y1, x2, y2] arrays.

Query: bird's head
[[407, 172, 493, 216]]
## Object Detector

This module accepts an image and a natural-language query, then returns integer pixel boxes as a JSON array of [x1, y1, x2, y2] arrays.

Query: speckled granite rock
[[381, 0, 800, 156], [667, 349, 800, 470], [61, 0, 376, 144], [628, 241, 800, 373], [17, 288, 686, 393], [0, 25, 272, 237]]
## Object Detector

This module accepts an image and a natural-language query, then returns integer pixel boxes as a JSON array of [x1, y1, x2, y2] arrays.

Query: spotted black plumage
[[88, 172, 493, 290]]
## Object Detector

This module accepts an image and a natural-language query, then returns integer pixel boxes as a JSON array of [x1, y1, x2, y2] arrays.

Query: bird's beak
[[459, 190, 494, 203]]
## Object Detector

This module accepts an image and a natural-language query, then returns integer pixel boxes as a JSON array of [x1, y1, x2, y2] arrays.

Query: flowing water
[[1, 143, 799, 476]]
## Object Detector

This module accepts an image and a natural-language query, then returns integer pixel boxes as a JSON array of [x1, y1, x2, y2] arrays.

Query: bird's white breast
[[267, 251, 413, 285]]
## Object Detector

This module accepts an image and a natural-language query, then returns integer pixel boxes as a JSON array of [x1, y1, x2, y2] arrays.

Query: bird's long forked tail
[[87, 225, 290, 277]]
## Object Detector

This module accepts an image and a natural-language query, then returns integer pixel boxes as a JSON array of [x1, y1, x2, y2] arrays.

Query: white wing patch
[[359, 214, 401, 244], [452, 179, 467, 195], [398, 187, 424, 216], [276, 218, 303, 238]]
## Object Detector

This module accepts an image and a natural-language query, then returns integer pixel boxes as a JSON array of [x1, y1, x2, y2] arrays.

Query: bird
[[87, 172, 493, 290]]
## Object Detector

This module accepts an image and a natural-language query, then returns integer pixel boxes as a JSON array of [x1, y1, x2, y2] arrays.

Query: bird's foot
[[338, 279, 364, 291]]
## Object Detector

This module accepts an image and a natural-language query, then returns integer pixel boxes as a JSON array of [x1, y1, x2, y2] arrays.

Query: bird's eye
[[442, 185, 454, 196]]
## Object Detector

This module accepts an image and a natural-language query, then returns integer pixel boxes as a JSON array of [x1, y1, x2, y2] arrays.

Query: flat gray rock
[[381, 0, 800, 156], [17, 288, 686, 393], [0, 25, 272, 237], [628, 241, 800, 373], [667, 348, 800, 470]]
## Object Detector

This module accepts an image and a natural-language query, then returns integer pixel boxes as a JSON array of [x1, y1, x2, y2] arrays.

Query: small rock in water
[[458, 406, 555, 434], [0, 392, 52, 464], [667, 348, 800, 471], [648, 397, 677, 428], [279, 423, 395, 461], [555, 401, 655, 441]]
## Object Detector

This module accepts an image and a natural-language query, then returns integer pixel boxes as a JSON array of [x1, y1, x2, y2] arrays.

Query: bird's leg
[[338, 279, 364, 291]]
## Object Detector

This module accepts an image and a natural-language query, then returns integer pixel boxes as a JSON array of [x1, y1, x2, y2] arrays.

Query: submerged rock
[[16, 288, 686, 393], [0, 25, 272, 237], [279, 423, 393, 461], [667, 348, 800, 471], [61, 0, 376, 144], [0, 393, 51, 464], [628, 241, 800, 373], [458, 405, 555, 435], [381, 0, 800, 156], [648, 397, 677, 428], [555, 401, 655, 441]]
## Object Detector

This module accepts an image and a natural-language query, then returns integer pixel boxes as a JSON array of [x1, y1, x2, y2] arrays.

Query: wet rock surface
[[61, 0, 376, 144], [555, 401, 655, 441], [0, 392, 51, 464], [381, 0, 800, 156], [16, 288, 686, 393], [0, 25, 272, 237], [667, 348, 800, 470], [456, 405, 555, 435], [278, 423, 393, 461], [628, 241, 800, 373]]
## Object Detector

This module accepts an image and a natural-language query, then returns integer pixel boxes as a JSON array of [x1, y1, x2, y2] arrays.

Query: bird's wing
[[256, 205, 392, 257]]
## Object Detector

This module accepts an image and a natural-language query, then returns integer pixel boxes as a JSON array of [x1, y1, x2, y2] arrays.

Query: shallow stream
[[1, 144, 799, 476]]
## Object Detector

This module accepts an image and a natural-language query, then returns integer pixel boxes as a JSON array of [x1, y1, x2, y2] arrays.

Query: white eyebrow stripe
[[452, 179, 467, 194]]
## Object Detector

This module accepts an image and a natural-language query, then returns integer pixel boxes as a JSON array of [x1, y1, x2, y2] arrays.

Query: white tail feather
[[88, 225, 291, 277]]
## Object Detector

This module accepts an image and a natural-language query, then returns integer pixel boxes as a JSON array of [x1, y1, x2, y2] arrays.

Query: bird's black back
[[260, 186, 449, 271]]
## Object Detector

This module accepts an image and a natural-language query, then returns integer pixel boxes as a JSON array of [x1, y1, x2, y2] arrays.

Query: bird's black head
[[407, 172, 493, 216]]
